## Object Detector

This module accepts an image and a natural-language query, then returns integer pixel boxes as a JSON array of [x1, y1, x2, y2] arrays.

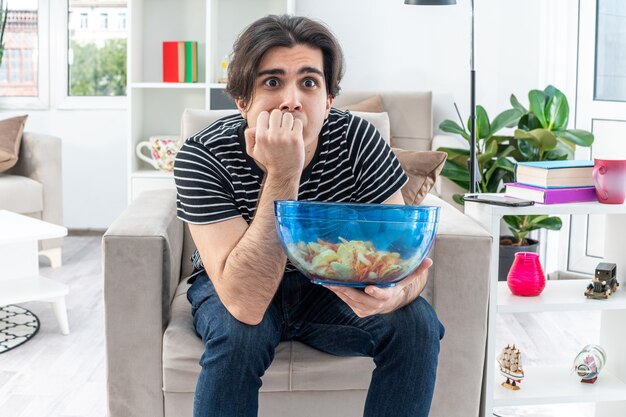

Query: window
[[79, 12, 87, 29], [0, 1, 39, 98], [67, 0, 127, 97], [100, 12, 107, 29], [117, 12, 125, 29], [22, 49, 34, 82], [595, 0, 626, 102], [8, 49, 20, 82]]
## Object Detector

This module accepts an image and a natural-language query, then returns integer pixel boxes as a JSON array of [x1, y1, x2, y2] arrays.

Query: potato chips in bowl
[[274, 201, 439, 287]]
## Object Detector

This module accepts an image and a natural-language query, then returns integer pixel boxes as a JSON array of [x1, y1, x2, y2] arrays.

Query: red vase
[[507, 252, 545, 296]]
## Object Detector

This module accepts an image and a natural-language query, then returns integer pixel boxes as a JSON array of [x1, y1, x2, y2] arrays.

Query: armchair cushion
[[0, 115, 28, 172], [0, 174, 43, 214], [163, 281, 374, 394], [392, 149, 447, 205], [336, 95, 384, 113]]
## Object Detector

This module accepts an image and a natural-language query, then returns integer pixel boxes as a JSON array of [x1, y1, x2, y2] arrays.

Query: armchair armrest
[[422, 194, 492, 417], [10, 132, 63, 225], [103, 189, 184, 417]]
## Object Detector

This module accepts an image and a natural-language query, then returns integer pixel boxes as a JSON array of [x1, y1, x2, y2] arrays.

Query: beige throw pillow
[[351, 111, 391, 145], [0, 115, 28, 172], [392, 148, 447, 205], [337, 95, 385, 113]]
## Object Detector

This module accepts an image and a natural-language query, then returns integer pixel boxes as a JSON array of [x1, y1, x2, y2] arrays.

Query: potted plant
[[437, 104, 522, 204], [438, 85, 594, 280], [0, 1, 7, 67]]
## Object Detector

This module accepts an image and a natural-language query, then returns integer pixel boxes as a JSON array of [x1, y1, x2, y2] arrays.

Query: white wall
[[1, 0, 580, 229], [0, 108, 128, 229], [297, 0, 578, 133]]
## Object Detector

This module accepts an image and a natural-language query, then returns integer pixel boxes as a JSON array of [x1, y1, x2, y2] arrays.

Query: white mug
[[136, 135, 182, 172]]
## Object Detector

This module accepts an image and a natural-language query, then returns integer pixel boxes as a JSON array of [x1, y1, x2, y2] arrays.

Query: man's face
[[236, 44, 333, 150]]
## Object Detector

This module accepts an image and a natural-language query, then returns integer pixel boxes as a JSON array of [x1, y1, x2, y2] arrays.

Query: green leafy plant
[[501, 215, 562, 246], [508, 85, 594, 163], [0, 0, 7, 67], [438, 105, 523, 205], [438, 85, 594, 246]]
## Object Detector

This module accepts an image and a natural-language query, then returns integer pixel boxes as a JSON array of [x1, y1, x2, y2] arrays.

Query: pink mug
[[593, 158, 626, 204]]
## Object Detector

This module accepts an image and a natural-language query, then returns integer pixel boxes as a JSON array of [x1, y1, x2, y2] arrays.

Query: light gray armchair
[[103, 92, 492, 417], [0, 132, 64, 266]]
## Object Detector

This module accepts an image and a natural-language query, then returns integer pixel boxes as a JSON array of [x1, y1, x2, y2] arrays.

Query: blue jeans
[[187, 270, 445, 417]]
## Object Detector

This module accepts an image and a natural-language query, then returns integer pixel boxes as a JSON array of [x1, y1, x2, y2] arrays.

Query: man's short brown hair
[[225, 15, 345, 110]]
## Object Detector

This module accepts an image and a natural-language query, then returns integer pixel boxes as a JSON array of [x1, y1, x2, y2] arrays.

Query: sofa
[[103, 92, 492, 417], [0, 132, 64, 266]]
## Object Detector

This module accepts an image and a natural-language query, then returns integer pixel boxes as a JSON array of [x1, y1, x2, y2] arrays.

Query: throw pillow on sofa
[[0, 115, 28, 172], [392, 148, 447, 205], [337, 95, 385, 113], [336, 96, 400, 146]]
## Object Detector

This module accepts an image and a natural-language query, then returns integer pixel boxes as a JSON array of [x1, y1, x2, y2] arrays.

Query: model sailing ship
[[498, 344, 524, 390]]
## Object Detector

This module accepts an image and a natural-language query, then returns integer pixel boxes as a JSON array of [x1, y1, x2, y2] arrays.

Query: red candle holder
[[507, 252, 545, 296]]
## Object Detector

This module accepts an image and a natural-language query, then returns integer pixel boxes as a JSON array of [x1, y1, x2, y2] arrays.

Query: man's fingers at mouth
[[292, 118, 304, 134], [281, 112, 294, 128]]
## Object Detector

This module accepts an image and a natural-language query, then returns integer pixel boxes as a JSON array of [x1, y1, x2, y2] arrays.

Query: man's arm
[[383, 189, 405, 205], [189, 174, 299, 325], [189, 110, 305, 325]]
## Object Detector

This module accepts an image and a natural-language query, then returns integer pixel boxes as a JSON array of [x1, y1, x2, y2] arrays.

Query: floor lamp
[[404, 0, 480, 194]]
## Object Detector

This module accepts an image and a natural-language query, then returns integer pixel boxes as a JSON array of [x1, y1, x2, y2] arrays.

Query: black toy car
[[585, 262, 619, 300]]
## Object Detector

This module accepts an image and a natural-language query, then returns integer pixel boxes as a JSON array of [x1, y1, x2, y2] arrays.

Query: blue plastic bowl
[[274, 201, 439, 288]]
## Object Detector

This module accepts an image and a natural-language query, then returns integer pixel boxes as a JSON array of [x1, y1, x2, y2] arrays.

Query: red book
[[163, 41, 180, 82], [504, 182, 598, 204]]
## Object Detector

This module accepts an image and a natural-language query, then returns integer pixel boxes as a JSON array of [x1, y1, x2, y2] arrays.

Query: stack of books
[[505, 160, 597, 204], [163, 41, 198, 83]]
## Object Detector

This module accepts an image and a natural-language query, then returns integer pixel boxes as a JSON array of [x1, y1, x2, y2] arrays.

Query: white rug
[[0, 305, 40, 354]]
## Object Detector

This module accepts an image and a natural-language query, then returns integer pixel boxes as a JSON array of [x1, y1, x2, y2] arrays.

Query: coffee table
[[0, 210, 70, 335]]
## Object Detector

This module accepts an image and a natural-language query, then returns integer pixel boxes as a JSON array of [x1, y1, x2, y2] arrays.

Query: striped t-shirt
[[174, 107, 408, 272]]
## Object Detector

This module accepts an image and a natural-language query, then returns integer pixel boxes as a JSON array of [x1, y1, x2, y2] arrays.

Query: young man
[[174, 14, 444, 417]]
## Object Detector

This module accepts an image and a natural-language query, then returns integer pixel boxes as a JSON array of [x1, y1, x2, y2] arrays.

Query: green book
[[185, 41, 198, 83]]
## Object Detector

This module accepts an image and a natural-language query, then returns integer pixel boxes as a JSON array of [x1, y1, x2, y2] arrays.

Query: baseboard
[[68, 228, 106, 236]]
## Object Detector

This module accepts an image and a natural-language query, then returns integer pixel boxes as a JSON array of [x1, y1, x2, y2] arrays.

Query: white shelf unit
[[128, 0, 295, 201], [465, 197, 626, 416]]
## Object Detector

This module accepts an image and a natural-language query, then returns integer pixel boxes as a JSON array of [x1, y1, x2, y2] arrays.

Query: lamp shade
[[404, 0, 456, 5]]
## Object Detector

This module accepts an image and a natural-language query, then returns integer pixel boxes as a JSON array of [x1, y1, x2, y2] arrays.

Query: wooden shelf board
[[493, 364, 626, 407], [497, 280, 626, 313], [466, 196, 626, 216], [131, 82, 207, 89]]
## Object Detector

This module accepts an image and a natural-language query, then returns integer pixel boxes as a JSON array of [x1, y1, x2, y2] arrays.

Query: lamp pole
[[469, 0, 478, 194]]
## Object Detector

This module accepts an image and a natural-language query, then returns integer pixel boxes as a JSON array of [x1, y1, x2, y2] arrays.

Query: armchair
[[103, 92, 492, 417], [0, 132, 64, 266]]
